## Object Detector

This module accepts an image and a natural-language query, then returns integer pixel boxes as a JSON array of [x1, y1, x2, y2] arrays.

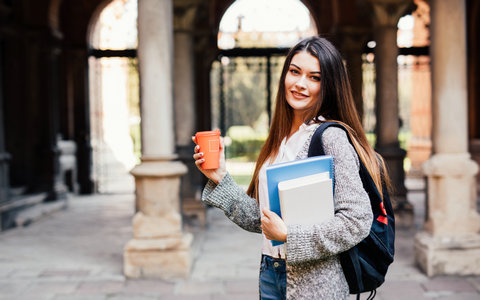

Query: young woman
[[192, 36, 389, 299]]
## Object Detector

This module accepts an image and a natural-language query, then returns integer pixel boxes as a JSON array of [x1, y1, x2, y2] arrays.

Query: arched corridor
[[0, 0, 479, 284]]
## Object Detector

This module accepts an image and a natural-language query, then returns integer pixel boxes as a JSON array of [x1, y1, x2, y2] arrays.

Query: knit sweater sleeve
[[201, 173, 262, 233], [286, 127, 373, 264]]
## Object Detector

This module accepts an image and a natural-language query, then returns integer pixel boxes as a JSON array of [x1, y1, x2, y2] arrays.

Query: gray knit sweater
[[202, 126, 372, 299]]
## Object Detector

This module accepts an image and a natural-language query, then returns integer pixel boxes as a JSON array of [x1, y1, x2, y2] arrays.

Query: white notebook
[[278, 172, 334, 226]]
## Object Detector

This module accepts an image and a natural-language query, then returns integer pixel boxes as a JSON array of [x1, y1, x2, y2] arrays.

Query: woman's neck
[[288, 114, 305, 138]]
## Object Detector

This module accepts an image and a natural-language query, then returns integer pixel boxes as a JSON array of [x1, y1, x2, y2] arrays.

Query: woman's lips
[[291, 90, 309, 99]]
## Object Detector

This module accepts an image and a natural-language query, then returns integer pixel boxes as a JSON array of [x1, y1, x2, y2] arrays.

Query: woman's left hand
[[261, 208, 287, 242]]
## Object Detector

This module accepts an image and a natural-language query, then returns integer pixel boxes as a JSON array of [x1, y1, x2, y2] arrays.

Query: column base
[[132, 211, 182, 239], [126, 159, 191, 279], [124, 233, 193, 279], [130, 160, 187, 215], [422, 153, 480, 234], [414, 231, 480, 276]]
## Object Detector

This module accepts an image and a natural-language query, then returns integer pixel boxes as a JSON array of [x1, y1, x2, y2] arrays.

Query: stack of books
[[266, 156, 334, 246]]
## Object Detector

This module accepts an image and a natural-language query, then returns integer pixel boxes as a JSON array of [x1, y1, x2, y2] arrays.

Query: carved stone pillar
[[124, 0, 192, 279], [369, 0, 413, 225], [414, 0, 480, 276]]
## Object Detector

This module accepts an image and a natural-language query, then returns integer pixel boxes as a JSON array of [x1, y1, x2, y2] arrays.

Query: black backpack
[[308, 122, 395, 300]]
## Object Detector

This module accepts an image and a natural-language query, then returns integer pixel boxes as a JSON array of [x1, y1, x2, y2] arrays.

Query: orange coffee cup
[[195, 130, 221, 169]]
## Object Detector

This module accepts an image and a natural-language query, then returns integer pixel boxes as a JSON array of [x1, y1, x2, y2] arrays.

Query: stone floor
[[0, 185, 479, 300]]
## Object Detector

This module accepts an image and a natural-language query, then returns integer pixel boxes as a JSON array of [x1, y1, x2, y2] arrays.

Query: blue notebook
[[266, 155, 333, 246]]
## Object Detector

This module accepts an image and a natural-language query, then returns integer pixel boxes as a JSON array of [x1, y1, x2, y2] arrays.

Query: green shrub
[[226, 126, 266, 161]]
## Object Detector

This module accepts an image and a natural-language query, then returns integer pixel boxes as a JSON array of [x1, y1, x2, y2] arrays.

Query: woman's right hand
[[192, 136, 227, 184]]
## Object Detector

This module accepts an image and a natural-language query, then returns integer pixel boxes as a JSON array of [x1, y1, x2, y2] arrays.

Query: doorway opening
[[88, 0, 139, 194]]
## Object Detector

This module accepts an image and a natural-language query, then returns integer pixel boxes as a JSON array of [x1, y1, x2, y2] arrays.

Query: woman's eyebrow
[[290, 63, 321, 74], [290, 63, 301, 69]]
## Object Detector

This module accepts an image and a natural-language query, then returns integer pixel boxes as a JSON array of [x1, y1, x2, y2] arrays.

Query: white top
[[258, 121, 319, 259]]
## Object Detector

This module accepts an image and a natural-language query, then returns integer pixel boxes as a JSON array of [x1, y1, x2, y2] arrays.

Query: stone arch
[[85, 0, 117, 47], [213, 0, 321, 37], [56, 0, 113, 193], [86, 0, 139, 193]]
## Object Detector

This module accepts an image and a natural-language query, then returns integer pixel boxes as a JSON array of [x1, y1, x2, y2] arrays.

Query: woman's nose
[[295, 76, 307, 89]]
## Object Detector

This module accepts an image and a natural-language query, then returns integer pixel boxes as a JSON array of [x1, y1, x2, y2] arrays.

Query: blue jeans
[[259, 255, 287, 300]]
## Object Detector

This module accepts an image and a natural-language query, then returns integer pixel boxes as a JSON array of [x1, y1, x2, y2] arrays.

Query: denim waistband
[[262, 254, 286, 269]]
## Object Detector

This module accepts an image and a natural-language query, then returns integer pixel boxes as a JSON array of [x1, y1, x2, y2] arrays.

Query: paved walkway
[[0, 189, 479, 300]]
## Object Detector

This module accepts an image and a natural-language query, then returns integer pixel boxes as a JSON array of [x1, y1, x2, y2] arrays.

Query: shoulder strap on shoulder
[[308, 121, 348, 157]]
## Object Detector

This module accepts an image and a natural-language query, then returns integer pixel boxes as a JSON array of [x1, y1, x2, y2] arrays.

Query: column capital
[[369, 0, 413, 27]]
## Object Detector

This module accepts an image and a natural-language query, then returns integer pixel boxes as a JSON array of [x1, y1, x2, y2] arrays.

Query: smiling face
[[284, 51, 322, 118]]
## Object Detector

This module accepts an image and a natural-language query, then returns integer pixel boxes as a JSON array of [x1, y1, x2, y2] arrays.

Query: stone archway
[[211, 0, 319, 189], [58, 0, 113, 194]]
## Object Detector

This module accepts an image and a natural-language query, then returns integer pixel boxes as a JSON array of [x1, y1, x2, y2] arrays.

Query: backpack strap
[[309, 122, 392, 298], [308, 121, 353, 157], [308, 121, 365, 293], [309, 121, 390, 220]]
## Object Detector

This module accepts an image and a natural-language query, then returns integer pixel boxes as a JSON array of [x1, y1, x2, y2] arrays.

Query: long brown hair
[[246, 36, 391, 199]]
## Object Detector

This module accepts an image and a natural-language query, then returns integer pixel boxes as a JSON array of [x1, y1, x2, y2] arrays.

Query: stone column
[[174, 31, 196, 149], [173, 5, 206, 227], [337, 26, 369, 120], [45, 32, 68, 201], [414, 0, 480, 276], [406, 56, 431, 176], [124, 0, 192, 279], [68, 48, 94, 194], [370, 0, 413, 225]]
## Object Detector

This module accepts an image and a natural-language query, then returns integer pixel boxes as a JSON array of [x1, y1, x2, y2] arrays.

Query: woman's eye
[[311, 76, 321, 82], [289, 69, 300, 75]]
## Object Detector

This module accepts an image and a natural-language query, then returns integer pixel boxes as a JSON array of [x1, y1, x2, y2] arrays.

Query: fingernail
[[199, 152, 203, 157]]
